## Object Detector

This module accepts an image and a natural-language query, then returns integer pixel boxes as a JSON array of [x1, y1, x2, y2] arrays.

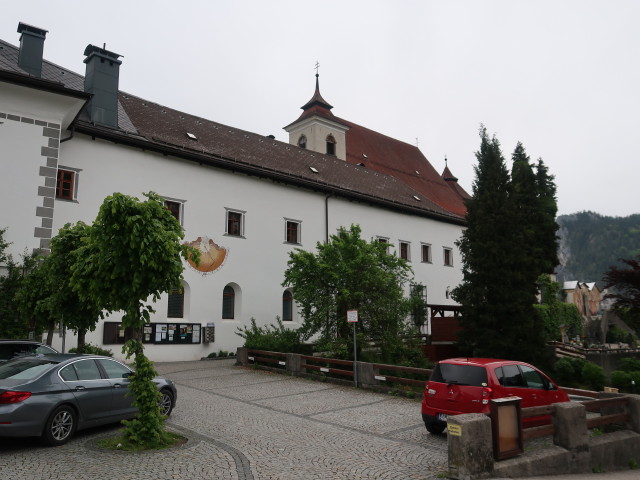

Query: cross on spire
[[315, 61, 320, 76]]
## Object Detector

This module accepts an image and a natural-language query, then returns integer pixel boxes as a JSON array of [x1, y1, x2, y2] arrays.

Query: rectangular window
[[56, 169, 75, 200], [377, 237, 389, 252], [226, 209, 245, 237], [400, 241, 410, 261], [444, 247, 453, 266], [164, 200, 183, 224], [285, 219, 301, 244], [421, 244, 432, 263], [167, 289, 184, 318]]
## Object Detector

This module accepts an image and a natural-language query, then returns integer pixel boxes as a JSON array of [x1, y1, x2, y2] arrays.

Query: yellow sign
[[447, 424, 462, 436]]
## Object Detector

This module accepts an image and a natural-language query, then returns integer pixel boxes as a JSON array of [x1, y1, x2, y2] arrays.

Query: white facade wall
[[3, 89, 464, 363]]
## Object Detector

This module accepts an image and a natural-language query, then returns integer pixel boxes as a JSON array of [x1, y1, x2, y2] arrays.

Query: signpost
[[347, 310, 358, 387]]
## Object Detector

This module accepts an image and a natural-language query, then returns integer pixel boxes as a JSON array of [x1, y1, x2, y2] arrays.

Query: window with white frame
[[285, 219, 301, 244], [163, 198, 184, 225], [225, 208, 245, 237], [443, 247, 453, 266], [421, 244, 432, 263], [399, 241, 410, 261], [56, 167, 80, 201]]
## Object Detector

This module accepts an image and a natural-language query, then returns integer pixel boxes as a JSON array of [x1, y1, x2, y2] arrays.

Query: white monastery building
[[0, 23, 469, 362]]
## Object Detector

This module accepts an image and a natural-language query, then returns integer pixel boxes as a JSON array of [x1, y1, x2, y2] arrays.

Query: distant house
[[0, 22, 469, 361], [562, 281, 603, 320]]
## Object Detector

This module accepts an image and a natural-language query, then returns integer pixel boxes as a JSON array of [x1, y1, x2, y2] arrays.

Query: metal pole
[[353, 322, 358, 388]]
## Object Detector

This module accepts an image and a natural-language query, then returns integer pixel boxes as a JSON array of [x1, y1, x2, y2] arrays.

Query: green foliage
[[455, 129, 558, 365], [282, 224, 414, 359], [120, 340, 173, 448], [236, 317, 307, 353], [557, 212, 640, 287], [69, 343, 113, 356], [207, 352, 218, 358], [534, 277, 583, 342], [581, 362, 605, 391], [553, 357, 586, 385], [618, 357, 640, 372], [606, 325, 635, 344], [68, 192, 198, 449]]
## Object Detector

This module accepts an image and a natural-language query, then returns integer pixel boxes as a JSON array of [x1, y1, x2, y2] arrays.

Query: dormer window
[[326, 134, 336, 156], [298, 135, 307, 149]]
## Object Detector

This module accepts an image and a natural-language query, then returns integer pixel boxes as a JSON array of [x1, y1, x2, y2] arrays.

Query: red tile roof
[[339, 118, 469, 217]]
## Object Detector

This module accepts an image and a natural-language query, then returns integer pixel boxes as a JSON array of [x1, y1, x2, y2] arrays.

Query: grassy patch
[[97, 431, 187, 452]]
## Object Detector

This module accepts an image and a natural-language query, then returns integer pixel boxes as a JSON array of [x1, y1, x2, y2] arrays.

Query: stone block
[[447, 414, 493, 479]]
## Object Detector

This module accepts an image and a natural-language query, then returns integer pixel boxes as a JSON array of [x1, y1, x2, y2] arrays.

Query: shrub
[[69, 343, 113, 356], [607, 325, 630, 343], [582, 362, 605, 391], [611, 370, 632, 391], [236, 317, 305, 353], [553, 357, 586, 386], [207, 352, 217, 358], [618, 357, 640, 372]]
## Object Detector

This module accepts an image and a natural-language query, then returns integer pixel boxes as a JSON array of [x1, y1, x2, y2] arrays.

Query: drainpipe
[[325, 194, 330, 243], [60, 126, 74, 143]]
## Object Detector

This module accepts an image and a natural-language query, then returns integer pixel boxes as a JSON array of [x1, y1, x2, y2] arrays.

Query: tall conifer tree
[[454, 128, 558, 364]]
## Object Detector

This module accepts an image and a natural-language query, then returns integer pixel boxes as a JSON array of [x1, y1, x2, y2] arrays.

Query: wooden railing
[[520, 395, 632, 442], [301, 355, 354, 379], [370, 363, 432, 388]]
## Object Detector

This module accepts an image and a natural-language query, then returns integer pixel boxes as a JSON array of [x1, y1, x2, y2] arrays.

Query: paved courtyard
[[0, 358, 447, 480]]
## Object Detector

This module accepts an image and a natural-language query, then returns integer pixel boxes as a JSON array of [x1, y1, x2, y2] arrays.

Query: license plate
[[437, 413, 447, 422]]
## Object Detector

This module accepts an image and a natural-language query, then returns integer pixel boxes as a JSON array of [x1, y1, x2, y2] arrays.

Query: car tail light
[[0, 391, 32, 404], [482, 387, 492, 405]]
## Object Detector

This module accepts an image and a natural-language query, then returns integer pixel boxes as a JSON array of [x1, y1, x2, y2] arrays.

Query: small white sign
[[347, 310, 358, 323], [320, 367, 329, 373], [374, 375, 387, 381], [278, 361, 286, 366], [248, 356, 254, 361]]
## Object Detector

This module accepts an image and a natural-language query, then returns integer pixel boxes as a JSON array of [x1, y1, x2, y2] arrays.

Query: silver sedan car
[[0, 354, 177, 446]]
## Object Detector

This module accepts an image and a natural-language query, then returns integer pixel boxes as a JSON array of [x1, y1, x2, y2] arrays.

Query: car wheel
[[159, 390, 174, 417], [425, 421, 446, 435], [43, 405, 77, 446]]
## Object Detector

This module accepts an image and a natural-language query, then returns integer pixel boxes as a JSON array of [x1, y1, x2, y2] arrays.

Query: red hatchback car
[[421, 358, 569, 434]]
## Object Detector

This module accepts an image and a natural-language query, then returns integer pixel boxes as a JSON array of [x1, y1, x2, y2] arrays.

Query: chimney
[[83, 44, 122, 127], [17, 22, 48, 78]]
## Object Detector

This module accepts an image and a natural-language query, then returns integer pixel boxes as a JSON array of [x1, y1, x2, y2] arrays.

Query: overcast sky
[[2, 1, 638, 217]]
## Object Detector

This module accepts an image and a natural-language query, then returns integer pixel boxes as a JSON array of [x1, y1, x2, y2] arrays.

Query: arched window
[[222, 285, 235, 319], [298, 135, 307, 149], [326, 134, 336, 155], [282, 290, 293, 322]]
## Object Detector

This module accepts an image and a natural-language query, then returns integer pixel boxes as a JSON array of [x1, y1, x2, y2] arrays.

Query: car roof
[[439, 358, 532, 368], [0, 339, 48, 344]]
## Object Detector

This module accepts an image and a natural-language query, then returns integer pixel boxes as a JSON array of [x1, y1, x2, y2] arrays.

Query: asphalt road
[[0, 358, 448, 479]]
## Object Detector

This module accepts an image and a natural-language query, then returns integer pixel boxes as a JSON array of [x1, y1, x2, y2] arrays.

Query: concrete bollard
[[356, 362, 375, 387], [628, 394, 640, 434], [286, 353, 302, 375], [235, 347, 248, 366], [553, 402, 589, 452], [447, 414, 494, 479]]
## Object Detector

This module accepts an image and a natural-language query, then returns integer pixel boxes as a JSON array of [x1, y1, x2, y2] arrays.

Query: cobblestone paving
[[0, 359, 447, 480]]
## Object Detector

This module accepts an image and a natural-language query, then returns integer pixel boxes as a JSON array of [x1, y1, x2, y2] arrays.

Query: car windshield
[[430, 363, 488, 386], [0, 357, 57, 381]]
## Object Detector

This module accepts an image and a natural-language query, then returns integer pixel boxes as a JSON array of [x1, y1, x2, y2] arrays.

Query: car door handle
[[113, 384, 122, 388], [75, 386, 85, 391]]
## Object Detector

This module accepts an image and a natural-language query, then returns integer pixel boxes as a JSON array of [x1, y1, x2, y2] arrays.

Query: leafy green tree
[[454, 128, 559, 365], [46, 222, 103, 349], [70, 192, 198, 447], [0, 228, 47, 340], [534, 275, 583, 342], [14, 255, 57, 344], [282, 224, 414, 359]]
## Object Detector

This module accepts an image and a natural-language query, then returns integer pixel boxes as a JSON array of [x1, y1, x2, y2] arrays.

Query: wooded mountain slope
[[556, 212, 640, 286]]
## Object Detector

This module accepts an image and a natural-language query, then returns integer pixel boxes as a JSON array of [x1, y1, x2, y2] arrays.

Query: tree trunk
[[46, 319, 55, 346], [77, 329, 86, 351]]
